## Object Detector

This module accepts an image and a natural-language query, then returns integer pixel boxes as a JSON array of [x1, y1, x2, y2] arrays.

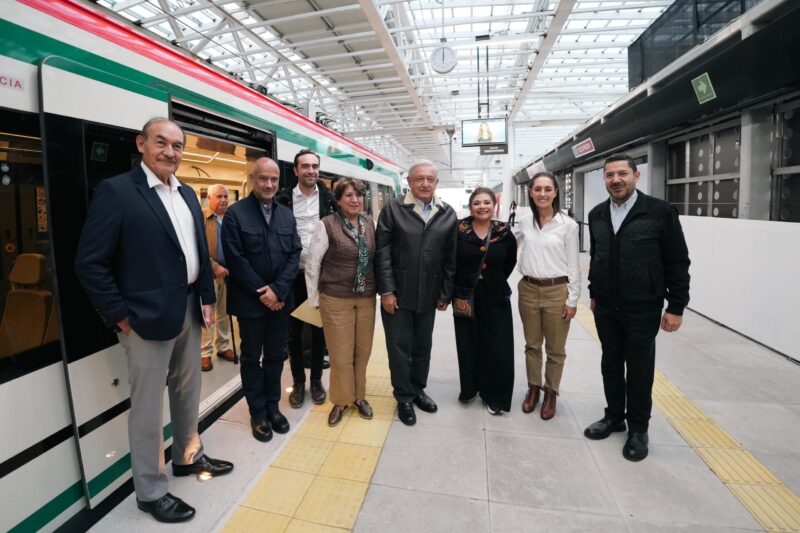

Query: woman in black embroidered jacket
[[453, 187, 517, 414]]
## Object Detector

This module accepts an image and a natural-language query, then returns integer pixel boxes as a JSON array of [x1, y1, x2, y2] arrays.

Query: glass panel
[[781, 108, 800, 167], [687, 181, 708, 216], [667, 183, 686, 215], [689, 134, 711, 177], [668, 142, 687, 180], [711, 178, 739, 218], [774, 173, 800, 222], [713, 127, 740, 174], [0, 109, 62, 383]]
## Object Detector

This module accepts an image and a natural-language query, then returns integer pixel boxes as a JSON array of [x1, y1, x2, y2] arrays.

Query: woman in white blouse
[[305, 178, 377, 427], [514, 172, 580, 420]]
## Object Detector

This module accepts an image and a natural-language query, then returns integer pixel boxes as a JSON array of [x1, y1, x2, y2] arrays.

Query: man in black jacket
[[275, 149, 335, 408], [584, 153, 690, 462], [375, 160, 458, 426]]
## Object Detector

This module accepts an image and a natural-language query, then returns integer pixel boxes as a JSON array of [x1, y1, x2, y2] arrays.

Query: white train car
[[0, 1, 401, 530]]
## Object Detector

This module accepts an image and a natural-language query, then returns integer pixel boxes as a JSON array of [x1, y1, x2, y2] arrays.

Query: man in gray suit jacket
[[75, 118, 233, 523]]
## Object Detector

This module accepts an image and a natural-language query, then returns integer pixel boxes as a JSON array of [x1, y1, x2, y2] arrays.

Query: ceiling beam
[[510, 0, 577, 121]]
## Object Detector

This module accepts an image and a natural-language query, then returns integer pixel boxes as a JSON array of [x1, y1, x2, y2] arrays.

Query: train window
[[667, 125, 740, 219], [0, 109, 63, 384]]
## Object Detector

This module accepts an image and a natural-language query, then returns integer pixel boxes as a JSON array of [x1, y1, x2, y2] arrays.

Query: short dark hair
[[604, 153, 637, 173], [140, 117, 184, 143], [332, 177, 365, 201], [468, 186, 496, 206], [529, 171, 561, 224], [294, 148, 320, 168]]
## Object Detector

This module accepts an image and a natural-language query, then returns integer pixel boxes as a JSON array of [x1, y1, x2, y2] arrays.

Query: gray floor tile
[[372, 423, 488, 499], [355, 485, 489, 533], [625, 519, 763, 532], [412, 381, 485, 430], [588, 440, 762, 529], [750, 449, 800, 495], [696, 399, 800, 455], [490, 502, 627, 533], [482, 387, 580, 438], [558, 360, 606, 395], [663, 364, 800, 404], [486, 432, 618, 515]]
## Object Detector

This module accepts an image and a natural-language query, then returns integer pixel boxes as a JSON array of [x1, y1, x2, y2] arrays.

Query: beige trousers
[[200, 276, 232, 357], [319, 293, 376, 405], [517, 280, 571, 394]]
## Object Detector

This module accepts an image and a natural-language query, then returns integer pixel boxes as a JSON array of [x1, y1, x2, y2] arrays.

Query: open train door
[[38, 56, 171, 509]]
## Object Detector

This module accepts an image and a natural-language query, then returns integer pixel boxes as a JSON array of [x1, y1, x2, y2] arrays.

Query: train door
[[39, 56, 171, 513]]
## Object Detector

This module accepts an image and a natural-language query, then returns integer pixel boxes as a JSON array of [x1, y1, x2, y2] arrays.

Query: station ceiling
[[98, 0, 671, 187]]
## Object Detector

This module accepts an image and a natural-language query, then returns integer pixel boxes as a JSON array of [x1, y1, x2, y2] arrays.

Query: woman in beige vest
[[305, 178, 377, 426]]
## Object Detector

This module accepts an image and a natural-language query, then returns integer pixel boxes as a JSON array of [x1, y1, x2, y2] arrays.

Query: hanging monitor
[[461, 118, 507, 147]]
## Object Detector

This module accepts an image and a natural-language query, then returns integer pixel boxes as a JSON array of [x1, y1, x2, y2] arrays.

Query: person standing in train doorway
[[201, 184, 236, 371], [584, 153, 690, 462], [276, 149, 335, 408], [75, 118, 233, 523], [223, 157, 301, 443], [375, 160, 458, 426]]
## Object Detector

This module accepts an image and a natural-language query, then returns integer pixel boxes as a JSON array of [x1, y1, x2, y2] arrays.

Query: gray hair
[[407, 159, 438, 178], [140, 117, 183, 141], [207, 183, 228, 196]]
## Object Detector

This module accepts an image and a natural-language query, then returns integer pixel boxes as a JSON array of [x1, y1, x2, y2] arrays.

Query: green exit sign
[[691, 72, 717, 105]]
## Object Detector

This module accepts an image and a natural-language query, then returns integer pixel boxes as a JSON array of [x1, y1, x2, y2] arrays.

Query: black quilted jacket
[[588, 191, 690, 315]]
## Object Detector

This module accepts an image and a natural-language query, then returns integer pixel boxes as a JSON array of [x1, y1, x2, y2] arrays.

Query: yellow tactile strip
[[577, 302, 800, 532], [223, 329, 394, 532]]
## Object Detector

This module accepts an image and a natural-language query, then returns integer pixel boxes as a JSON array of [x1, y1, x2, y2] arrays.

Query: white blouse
[[513, 211, 581, 307], [304, 219, 330, 308]]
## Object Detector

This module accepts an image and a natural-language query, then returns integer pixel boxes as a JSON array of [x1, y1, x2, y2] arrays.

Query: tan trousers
[[319, 293, 376, 405], [201, 276, 232, 357], [517, 280, 571, 394]]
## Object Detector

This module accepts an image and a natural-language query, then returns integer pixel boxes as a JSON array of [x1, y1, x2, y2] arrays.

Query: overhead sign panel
[[692, 72, 717, 104], [480, 144, 508, 155], [571, 138, 595, 158]]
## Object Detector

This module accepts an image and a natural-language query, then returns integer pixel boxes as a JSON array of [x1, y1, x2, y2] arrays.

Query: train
[[0, 1, 401, 530]]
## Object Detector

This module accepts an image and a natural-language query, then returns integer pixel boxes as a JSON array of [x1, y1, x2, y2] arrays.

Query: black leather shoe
[[268, 410, 290, 434], [310, 380, 327, 405], [289, 382, 305, 408], [584, 417, 627, 440], [137, 492, 195, 523], [397, 402, 416, 426], [623, 431, 649, 462], [172, 455, 233, 477], [413, 391, 438, 413], [251, 418, 273, 442]]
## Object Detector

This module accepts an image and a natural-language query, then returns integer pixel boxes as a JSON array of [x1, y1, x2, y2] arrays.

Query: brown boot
[[201, 356, 213, 372], [521, 386, 541, 413], [540, 389, 557, 420], [217, 349, 235, 362]]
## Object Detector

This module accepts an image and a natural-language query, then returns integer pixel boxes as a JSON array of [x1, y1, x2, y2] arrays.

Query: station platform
[[94, 254, 800, 532]]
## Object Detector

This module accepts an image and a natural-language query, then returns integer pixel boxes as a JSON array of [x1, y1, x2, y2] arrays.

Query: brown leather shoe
[[521, 386, 541, 413], [328, 405, 348, 426], [217, 349, 235, 362], [201, 356, 213, 372], [354, 399, 373, 419], [540, 389, 557, 420]]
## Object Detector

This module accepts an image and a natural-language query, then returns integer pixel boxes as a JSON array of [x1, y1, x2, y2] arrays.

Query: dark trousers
[[288, 272, 325, 383], [454, 281, 514, 411], [593, 303, 662, 432], [238, 311, 289, 421], [381, 307, 436, 403]]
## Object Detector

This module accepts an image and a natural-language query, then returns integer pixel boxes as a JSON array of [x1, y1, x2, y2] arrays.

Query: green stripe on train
[[9, 423, 174, 531], [0, 19, 399, 184]]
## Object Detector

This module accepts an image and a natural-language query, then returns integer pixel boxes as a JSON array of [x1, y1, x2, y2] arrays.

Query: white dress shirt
[[293, 185, 320, 269], [610, 190, 638, 234], [142, 162, 200, 284], [513, 211, 580, 307]]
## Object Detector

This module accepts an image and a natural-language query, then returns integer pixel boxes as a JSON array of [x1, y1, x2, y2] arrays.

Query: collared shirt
[[404, 191, 441, 224], [513, 211, 581, 307], [142, 162, 199, 284], [292, 185, 320, 269], [262, 201, 273, 225], [610, 190, 638, 234]]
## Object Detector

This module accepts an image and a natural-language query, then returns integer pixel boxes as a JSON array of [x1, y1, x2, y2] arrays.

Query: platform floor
[[94, 256, 800, 532]]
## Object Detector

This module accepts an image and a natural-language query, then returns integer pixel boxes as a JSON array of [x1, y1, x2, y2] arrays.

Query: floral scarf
[[338, 212, 369, 294]]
